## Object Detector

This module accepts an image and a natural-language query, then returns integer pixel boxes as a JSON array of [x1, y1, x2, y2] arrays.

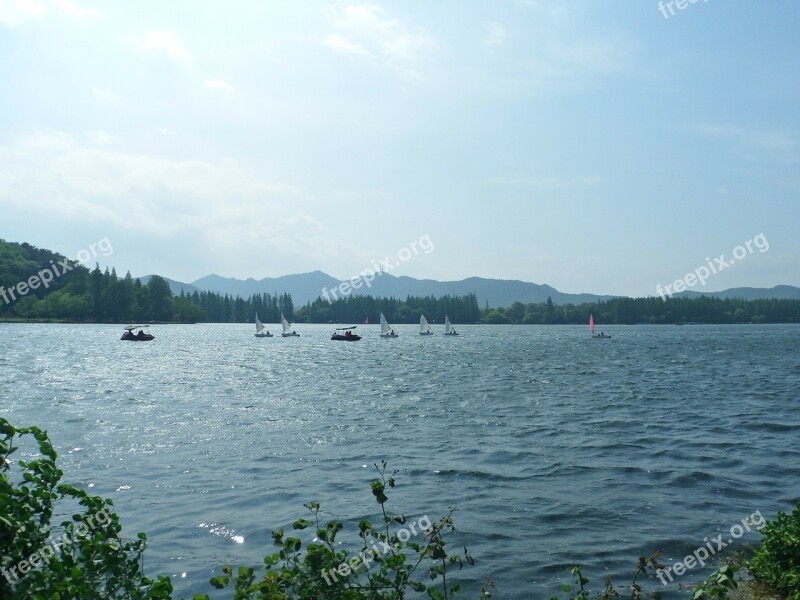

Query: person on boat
[[344, 330, 351, 337], [136, 329, 146, 339]]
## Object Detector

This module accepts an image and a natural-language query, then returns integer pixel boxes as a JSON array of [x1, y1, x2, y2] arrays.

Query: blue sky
[[1, 0, 798, 296]]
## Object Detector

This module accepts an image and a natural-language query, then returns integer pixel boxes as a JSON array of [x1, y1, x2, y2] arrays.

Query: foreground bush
[[0, 418, 172, 598], [747, 502, 800, 599], [550, 558, 738, 600], [195, 461, 486, 600]]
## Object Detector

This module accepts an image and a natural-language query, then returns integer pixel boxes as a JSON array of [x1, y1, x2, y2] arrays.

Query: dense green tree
[[147, 276, 173, 322]]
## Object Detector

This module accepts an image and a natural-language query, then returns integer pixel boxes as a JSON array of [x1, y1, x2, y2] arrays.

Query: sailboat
[[590, 314, 611, 339], [419, 314, 434, 335], [254, 313, 273, 337], [380, 313, 398, 338], [280, 312, 300, 337], [444, 314, 459, 336]]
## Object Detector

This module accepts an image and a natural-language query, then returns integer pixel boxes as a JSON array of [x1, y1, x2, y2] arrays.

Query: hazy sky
[[1, 0, 798, 296]]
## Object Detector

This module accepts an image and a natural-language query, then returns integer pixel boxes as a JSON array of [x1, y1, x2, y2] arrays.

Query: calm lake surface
[[2, 323, 799, 598]]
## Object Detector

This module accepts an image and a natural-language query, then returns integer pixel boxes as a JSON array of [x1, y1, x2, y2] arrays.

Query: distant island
[[1, 239, 799, 325]]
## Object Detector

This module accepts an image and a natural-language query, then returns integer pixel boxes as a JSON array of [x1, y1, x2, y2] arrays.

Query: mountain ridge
[[135, 271, 800, 307]]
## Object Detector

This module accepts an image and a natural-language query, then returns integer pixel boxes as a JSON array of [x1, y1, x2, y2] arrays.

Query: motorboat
[[121, 325, 154, 341], [331, 326, 362, 341]]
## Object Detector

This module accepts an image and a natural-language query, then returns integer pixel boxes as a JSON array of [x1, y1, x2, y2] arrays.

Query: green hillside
[[0, 239, 203, 323]]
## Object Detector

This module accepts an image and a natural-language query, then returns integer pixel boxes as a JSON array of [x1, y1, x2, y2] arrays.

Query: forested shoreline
[[2, 240, 800, 325]]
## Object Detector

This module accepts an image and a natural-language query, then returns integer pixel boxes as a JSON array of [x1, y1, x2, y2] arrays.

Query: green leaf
[[292, 518, 311, 530]]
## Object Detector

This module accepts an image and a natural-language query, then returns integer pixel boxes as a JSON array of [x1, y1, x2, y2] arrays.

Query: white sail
[[445, 315, 454, 334], [255, 313, 265, 332], [420, 314, 431, 333], [380, 312, 391, 334], [281, 312, 291, 333]]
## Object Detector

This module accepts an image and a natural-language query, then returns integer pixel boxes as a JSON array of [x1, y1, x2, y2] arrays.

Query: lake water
[[1, 323, 799, 598]]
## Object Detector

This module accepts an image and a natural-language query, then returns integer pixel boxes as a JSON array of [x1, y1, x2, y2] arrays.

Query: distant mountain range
[[137, 272, 800, 307], [137, 272, 611, 307]]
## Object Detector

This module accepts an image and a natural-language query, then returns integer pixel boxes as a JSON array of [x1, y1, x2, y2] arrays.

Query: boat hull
[[281, 333, 300, 337], [380, 333, 398, 338], [255, 333, 273, 337], [121, 334, 154, 341], [331, 334, 361, 341]]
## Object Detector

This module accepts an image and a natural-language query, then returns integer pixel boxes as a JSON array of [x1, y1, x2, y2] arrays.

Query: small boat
[[331, 326, 362, 341], [590, 314, 611, 339], [121, 325, 154, 341], [254, 313, 273, 337], [380, 313, 398, 338], [444, 314, 459, 336], [419, 314, 434, 335], [280, 312, 300, 337]]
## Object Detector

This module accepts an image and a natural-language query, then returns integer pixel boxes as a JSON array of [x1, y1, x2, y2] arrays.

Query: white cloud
[[0, 0, 46, 27], [51, 0, 100, 20], [142, 29, 191, 64], [324, 3, 435, 78], [91, 85, 121, 105], [0, 0, 100, 27], [0, 131, 298, 232], [323, 33, 368, 56], [484, 22, 506, 47], [86, 130, 114, 145], [204, 79, 235, 93], [0, 131, 379, 273]]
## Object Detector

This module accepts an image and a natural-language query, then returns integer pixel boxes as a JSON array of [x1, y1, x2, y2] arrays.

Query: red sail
[[589, 313, 595, 334]]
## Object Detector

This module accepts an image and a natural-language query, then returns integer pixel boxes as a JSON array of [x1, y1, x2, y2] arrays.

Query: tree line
[[294, 293, 482, 324], [2, 240, 800, 324], [484, 295, 800, 324]]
